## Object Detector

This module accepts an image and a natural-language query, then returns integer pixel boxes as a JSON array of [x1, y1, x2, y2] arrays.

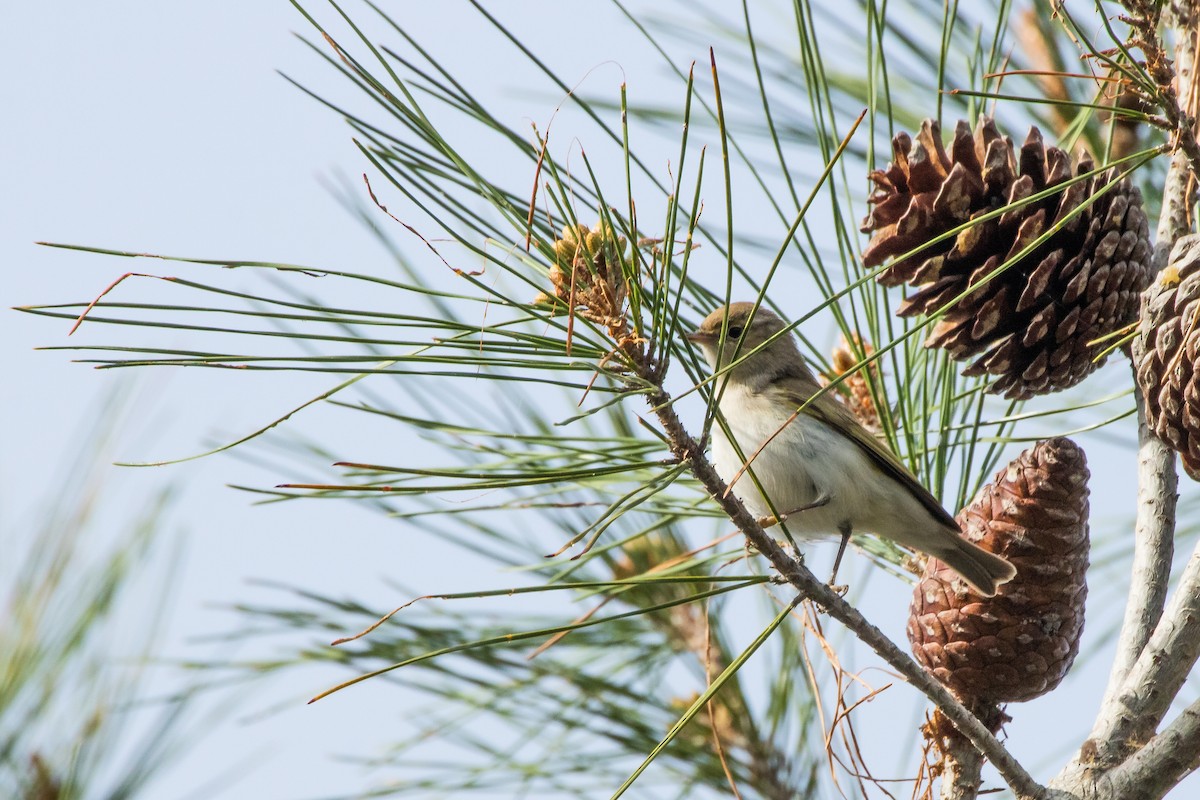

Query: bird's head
[[686, 302, 809, 386]]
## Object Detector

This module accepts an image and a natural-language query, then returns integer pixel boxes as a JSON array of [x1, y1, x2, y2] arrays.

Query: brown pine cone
[[907, 438, 1090, 706], [861, 118, 1152, 399], [1135, 235, 1200, 479]]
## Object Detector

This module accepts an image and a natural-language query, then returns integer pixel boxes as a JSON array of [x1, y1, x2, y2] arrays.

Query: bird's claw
[[756, 495, 834, 531]]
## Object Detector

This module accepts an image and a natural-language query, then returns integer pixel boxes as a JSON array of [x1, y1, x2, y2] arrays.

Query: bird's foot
[[827, 523, 852, 591], [814, 580, 849, 613], [757, 494, 831, 530], [783, 494, 830, 517], [757, 513, 782, 529]]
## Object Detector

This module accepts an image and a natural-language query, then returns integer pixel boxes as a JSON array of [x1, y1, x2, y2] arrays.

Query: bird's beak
[[685, 330, 714, 344]]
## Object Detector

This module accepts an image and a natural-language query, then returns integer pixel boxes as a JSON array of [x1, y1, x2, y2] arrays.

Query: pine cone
[[1135, 235, 1200, 479], [907, 438, 1090, 706], [823, 335, 883, 434], [861, 118, 1152, 399], [546, 221, 630, 336]]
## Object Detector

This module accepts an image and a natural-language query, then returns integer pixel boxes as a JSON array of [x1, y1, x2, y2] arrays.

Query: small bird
[[686, 302, 1016, 596]]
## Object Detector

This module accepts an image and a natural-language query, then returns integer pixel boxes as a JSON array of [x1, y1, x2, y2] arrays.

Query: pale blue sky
[[4, 4, 683, 797], [5, 2, 1192, 798]]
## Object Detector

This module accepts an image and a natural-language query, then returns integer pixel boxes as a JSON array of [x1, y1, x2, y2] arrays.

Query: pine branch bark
[[941, 736, 984, 800], [1052, 2, 1199, 797]]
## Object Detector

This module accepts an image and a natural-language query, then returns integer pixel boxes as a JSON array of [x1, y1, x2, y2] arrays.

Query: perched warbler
[[687, 302, 1016, 596]]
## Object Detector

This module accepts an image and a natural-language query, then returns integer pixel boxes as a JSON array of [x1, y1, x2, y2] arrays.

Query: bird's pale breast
[[711, 384, 937, 543]]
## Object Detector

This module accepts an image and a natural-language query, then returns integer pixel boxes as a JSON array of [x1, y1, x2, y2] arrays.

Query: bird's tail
[[932, 536, 1017, 597]]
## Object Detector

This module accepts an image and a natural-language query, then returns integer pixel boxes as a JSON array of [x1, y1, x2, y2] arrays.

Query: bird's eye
[[727, 325, 744, 339]]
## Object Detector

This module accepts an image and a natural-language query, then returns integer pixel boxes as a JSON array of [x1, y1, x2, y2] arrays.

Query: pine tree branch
[[1095, 0, 1198, 757], [1119, 0, 1200, 180], [1055, 1, 1198, 793], [643, 385, 1046, 800], [940, 739, 984, 800], [1084, 542, 1200, 763], [1105, 697, 1200, 800], [925, 710, 988, 800], [1098, 379, 1176, 699], [1082, 249, 1184, 769]]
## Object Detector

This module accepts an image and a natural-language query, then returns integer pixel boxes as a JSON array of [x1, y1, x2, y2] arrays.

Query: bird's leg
[[756, 493, 830, 529], [828, 521, 852, 595]]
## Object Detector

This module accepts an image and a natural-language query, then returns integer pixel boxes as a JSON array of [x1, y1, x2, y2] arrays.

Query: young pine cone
[[824, 335, 883, 434], [1135, 235, 1200, 479], [547, 221, 628, 330], [908, 438, 1090, 707], [861, 118, 1152, 399]]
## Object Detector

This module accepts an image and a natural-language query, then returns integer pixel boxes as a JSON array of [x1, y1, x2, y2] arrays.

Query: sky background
[[3, 4, 680, 797], [5, 2, 1195, 798]]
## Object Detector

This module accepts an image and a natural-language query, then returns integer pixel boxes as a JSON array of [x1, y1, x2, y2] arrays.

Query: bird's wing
[[780, 386, 961, 531]]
